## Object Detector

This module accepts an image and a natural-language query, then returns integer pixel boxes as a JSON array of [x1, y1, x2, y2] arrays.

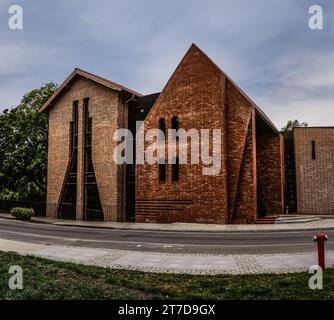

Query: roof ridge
[[75, 68, 142, 96], [40, 68, 143, 113], [189, 43, 279, 133]]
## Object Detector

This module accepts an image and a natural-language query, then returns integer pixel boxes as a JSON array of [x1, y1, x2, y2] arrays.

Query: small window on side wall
[[312, 141, 316, 160]]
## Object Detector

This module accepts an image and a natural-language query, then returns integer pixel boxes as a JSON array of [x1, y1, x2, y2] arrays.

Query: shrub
[[10, 207, 35, 220]]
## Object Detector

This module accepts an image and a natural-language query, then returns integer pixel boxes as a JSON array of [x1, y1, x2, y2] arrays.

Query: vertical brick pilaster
[[251, 107, 258, 222]]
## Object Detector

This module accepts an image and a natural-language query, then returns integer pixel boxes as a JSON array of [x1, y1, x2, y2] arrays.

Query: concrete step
[[256, 221, 276, 225], [275, 215, 321, 224], [255, 216, 278, 225]]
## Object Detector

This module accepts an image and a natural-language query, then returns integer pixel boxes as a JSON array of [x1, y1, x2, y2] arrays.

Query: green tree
[[0, 83, 57, 201], [281, 119, 308, 213], [281, 119, 308, 133]]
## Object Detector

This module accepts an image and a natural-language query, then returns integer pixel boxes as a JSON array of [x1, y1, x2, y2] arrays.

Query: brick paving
[[1, 239, 333, 275]]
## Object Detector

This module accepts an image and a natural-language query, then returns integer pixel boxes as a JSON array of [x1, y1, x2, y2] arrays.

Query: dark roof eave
[[255, 106, 280, 134]]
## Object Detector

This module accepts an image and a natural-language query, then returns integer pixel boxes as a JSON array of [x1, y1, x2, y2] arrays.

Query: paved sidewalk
[[1, 213, 334, 233], [1, 239, 333, 275]]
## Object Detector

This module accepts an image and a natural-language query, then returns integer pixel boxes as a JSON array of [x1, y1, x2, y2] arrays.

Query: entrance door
[[126, 164, 136, 221]]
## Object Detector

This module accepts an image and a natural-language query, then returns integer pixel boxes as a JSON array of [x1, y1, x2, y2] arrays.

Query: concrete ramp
[[275, 215, 321, 224]]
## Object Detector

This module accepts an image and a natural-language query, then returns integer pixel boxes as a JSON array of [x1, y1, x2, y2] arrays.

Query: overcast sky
[[0, 0, 333, 129]]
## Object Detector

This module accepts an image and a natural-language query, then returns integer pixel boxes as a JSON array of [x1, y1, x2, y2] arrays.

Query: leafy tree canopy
[[0, 82, 57, 201], [281, 119, 308, 133]]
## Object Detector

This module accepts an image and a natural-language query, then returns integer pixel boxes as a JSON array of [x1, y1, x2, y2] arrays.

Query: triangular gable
[[39, 68, 142, 113], [155, 43, 278, 134]]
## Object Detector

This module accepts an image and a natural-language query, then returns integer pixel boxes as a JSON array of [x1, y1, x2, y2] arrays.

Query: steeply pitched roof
[[39, 68, 143, 113], [187, 44, 279, 134], [40, 46, 279, 135]]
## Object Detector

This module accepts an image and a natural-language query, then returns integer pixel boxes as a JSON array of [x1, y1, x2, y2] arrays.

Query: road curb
[[52, 223, 334, 233], [1, 215, 334, 233]]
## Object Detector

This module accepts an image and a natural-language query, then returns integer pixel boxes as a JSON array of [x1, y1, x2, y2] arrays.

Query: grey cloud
[[0, 0, 333, 129]]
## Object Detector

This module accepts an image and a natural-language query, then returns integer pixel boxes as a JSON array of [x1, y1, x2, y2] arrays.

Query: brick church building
[[40, 44, 285, 224]]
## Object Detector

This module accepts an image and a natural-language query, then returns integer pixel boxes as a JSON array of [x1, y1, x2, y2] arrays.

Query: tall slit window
[[172, 157, 180, 182], [158, 119, 167, 182], [83, 98, 103, 221], [159, 159, 166, 182], [312, 140, 316, 160], [159, 118, 166, 140], [171, 116, 179, 141], [171, 116, 179, 131], [71, 101, 78, 153]]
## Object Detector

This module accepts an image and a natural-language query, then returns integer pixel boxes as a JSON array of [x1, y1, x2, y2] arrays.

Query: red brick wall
[[256, 132, 285, 215], [135, 45, 229, 224], [225, 80, 257, 224], [135, 45, 273, 224], [135, 45, 285, 224], [294, 128, 334, 215]]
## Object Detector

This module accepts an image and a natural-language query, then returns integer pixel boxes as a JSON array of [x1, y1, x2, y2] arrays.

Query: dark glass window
[[159, 118, 166, 139], [84, 98, 92, 134], [172, 157, 180, 182], [72, 101, 78, 133], [71, 101, 79, 152], [312, 140, 316, 160], [159, 159, 166, 182], [171, 116, 179, 131], [83, 98, 103, 221]]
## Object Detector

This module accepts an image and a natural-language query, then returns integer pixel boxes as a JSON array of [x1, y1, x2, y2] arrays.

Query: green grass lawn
[[0, 251, 333, 300]]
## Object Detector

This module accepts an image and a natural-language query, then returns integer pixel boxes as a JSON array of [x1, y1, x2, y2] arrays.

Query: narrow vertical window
[[159, 159, 166, 182], [71, 100, 79, 153], [312, 140, 316, 160], [158, 120, 167, 182], [83, 98, 103, 221], [172, 157, 179, 182], [159, 118, 166, 140], [171, 116, 179, 141], [171, 116, 179, 131]]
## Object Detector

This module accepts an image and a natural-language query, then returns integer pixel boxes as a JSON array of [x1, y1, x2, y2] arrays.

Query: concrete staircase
[[275, 215, 321, 224], [255, 216, 279, 224], [255, 215, 323, 225]]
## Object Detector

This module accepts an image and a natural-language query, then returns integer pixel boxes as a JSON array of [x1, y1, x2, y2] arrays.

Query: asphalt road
[[0, 218, 333, 254]]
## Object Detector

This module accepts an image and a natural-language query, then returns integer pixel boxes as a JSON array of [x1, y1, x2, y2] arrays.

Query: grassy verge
[[0, 251, 333, 300]]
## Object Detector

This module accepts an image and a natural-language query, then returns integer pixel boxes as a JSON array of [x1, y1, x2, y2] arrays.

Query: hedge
[[10, 207, 35, 220]]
